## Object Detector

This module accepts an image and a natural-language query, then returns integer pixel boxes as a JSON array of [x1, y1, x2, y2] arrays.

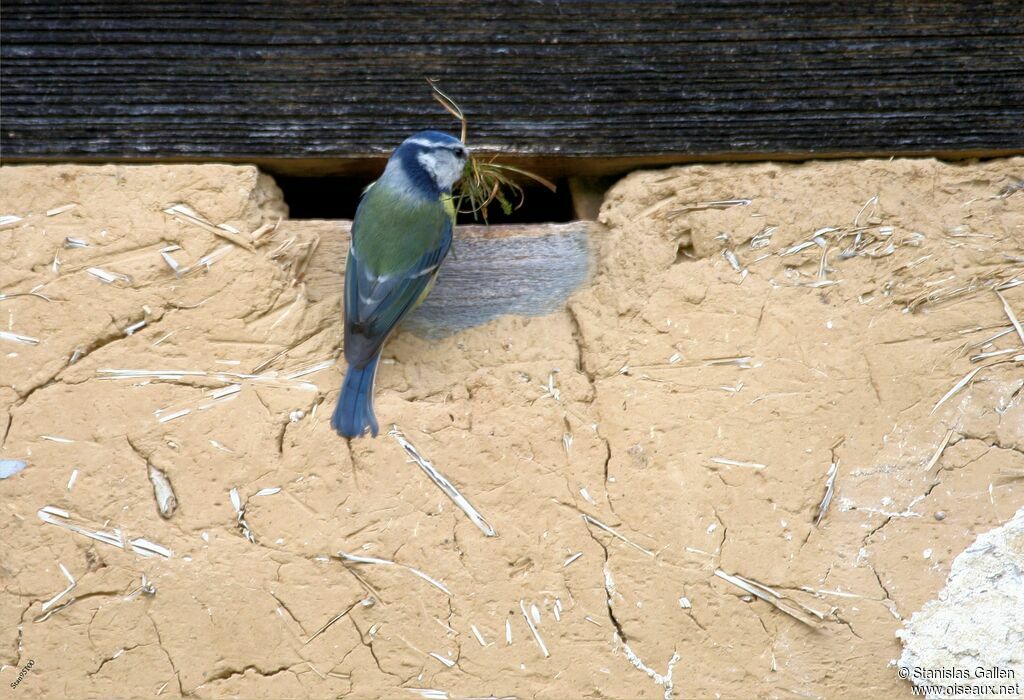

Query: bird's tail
[[332, 354, 381, 438]]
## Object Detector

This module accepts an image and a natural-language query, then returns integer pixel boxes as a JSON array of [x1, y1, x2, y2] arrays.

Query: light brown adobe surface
[[0, 159, 1022, 699]]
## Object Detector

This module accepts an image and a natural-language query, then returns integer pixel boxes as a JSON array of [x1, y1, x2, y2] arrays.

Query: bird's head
[[384, 130, 469, 196]]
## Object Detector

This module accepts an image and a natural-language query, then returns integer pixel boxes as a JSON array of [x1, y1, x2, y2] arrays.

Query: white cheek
[[439, 154, 464, 188], [418, 151, 463, 189], [417, 151, 440, 177]]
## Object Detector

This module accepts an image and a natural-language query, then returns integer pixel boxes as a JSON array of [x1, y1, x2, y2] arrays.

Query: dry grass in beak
[[429, 80, 556, 222]]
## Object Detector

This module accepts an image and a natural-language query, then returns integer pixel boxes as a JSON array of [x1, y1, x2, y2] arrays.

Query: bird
[[332, 130, 469, 438]]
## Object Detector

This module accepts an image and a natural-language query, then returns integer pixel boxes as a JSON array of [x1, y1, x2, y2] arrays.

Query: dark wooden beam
[[3, 1, 1022, 163]]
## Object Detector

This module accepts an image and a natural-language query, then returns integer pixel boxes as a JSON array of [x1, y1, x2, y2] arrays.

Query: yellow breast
[[441, 193, 456, 222]]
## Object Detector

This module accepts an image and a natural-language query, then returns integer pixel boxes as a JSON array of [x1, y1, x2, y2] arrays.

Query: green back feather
[[353, 184, 451, 274]]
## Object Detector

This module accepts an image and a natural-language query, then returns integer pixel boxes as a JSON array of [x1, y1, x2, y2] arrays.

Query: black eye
[[455, 146, 467, 158]]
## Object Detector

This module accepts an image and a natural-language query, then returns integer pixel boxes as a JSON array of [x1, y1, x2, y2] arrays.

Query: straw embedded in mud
[[389, 425, 496, 537]]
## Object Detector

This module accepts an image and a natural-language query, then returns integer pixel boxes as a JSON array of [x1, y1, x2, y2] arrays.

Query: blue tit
[[332, 131, 469, 438]]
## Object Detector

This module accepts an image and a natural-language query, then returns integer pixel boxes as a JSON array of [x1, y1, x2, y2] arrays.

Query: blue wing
[[343, 215, 452, 368]]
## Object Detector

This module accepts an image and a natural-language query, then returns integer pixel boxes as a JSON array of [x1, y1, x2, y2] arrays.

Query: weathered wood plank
[[2, 1, 1022, 165], [301, 220, 597, 337]]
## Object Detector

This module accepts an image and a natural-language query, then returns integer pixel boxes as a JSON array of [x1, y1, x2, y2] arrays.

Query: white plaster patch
[[896, 506, 1024, 697]]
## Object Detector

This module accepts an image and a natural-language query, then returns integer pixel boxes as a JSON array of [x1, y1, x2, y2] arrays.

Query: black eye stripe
[[424, 145, 466, 157]]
